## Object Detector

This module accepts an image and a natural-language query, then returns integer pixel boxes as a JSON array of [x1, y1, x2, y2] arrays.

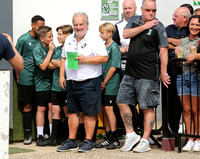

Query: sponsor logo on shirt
[[81, 43, 87, 48]]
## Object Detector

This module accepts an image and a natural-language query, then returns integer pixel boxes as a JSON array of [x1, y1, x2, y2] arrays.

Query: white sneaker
[[193, 141, 200, 152], [148, 137, 155, 145], [182, 140, 194, 151], [120, 133, 141, 152], [133, 138, 151, 153]]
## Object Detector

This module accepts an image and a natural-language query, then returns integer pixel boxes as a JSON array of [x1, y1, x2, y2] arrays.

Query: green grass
[[9, 147, 35, 154]]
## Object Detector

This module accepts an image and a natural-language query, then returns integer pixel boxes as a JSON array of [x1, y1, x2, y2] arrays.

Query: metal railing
[[165, 58, 200, 152]]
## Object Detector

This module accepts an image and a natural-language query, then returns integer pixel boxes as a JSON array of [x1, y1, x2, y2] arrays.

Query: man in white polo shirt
[[57, 12, 108, 153]]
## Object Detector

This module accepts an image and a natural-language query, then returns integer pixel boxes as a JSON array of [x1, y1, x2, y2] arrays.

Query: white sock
[[126, 131, 136, 138], [49, 124, 52, 136], [141, 138, 149, 144], [37, 126, 44, 137]]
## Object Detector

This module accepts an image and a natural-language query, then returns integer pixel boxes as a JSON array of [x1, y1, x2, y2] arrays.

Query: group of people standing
[[9, 0, 200, 154]]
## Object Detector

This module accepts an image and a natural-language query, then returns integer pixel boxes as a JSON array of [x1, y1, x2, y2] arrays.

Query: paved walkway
[[9, 139, 200, 159]]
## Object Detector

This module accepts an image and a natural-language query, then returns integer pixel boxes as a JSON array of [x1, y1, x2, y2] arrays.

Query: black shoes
[[36, 135, 49, 146]]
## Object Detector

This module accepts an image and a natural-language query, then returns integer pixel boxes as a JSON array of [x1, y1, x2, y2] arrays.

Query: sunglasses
[[144, 8, 157, 12]]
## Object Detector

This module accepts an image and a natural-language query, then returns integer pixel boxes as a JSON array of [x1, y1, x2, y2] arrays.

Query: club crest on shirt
[[81, 43, 87, 48], [147, 29, 153, 35]]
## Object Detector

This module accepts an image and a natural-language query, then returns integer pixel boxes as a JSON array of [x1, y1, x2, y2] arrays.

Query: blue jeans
[[177, 71, 200, 97]]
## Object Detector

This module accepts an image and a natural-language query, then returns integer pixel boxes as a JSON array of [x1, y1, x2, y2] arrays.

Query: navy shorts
[[51, 91, 67, 107], [102, 95, 117, 107], [67, 76, 101, 116], [116, 75, 160, 109], [18, 84, 35, 103], [36, 91, 52, 107]]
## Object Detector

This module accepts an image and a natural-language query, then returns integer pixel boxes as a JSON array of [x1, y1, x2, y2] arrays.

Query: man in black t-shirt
[[116, 0, 170, 153]]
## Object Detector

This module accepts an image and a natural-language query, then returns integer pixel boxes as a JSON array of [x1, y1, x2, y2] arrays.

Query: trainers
[[133, 138, 151, 153], [78, 140, 84, 147], [95, 139, 110, 148], [193, 140, 200, 152], [78, 140, 95, 152], [182, 140, 194, 152], [106, 138, 120, 150], [36, 135, 49, 146], [120, 133, 141, 152], [43, 134, 50, 140], [148, 137, 155, 145], [57, 139, 78, 152], [23, 135, 32, 145]]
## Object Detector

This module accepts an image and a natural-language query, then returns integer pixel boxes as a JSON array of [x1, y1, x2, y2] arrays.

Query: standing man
[[15, 15, 45, 145], [166, 7, 191, 59], [113, 0, 137, 77], [57, 12, 108, 152], [116, 0, 170, 153]]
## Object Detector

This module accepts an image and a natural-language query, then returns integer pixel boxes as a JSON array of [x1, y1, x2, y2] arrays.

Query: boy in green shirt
[[15, 15, 45, 145], [96, 22, 121, 149], [33, 26, 55, 146], [48, 25, 73, 146]]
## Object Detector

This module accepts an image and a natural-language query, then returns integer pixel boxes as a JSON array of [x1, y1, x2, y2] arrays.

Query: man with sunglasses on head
[[116, 0, 169, 153]]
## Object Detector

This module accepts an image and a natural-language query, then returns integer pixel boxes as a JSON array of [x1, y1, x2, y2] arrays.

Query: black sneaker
[[36, 135, 49, 146], [95, 139, 110, 148], [57, 139, 79, 152], [78, 140, 95, 152], [106, 138, 120, 150], [23, 135, 32, 145], [49, 139, 57, 146]]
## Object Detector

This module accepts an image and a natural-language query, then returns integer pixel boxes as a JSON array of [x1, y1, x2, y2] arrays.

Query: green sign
[[194, 0, 200, 5], [101, 0, 119, 20]]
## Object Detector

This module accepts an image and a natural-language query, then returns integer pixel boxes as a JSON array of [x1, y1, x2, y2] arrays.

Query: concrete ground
[[9, 138, 200, 159]]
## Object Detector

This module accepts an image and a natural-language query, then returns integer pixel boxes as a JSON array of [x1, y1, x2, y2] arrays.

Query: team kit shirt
[[33, 42, 53, 92], [0, 33, 15, 61], [52, 46, 67, 92], [16, 32, 39, 85], [102, 41, 121, 95], [62, 30, 108, 81], [125, 15, 168, 81]]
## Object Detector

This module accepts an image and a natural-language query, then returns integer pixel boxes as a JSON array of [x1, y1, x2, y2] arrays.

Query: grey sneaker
[[57, 139, 79, 152], [133, 138, 151, 153], [23, 135, 32, 145], [78, 140, 95, 152], [120, 133, 141, 152]]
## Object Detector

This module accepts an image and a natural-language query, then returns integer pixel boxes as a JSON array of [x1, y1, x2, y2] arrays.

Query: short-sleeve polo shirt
[[124, 15, 168, 80], [62, 30, 108, 81]]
